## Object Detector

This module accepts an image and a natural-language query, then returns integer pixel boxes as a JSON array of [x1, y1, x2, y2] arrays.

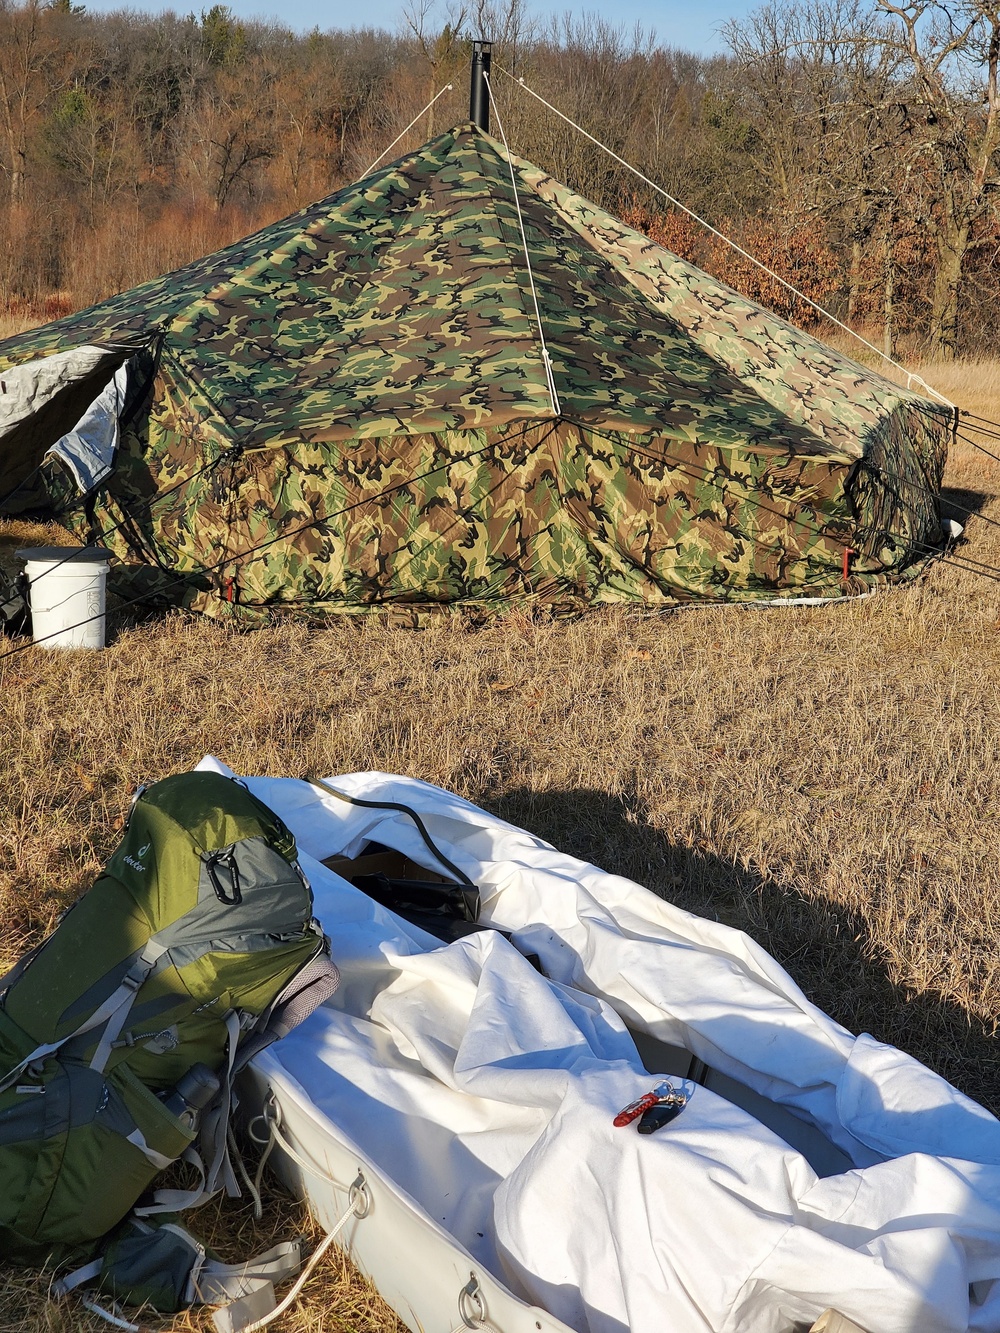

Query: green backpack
[[0, 770, 339, 1310]]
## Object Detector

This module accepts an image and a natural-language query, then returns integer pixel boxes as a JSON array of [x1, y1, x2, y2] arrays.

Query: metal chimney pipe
[[469, 40, 492, 132]]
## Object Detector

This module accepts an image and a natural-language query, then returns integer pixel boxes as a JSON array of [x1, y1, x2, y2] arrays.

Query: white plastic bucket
[[17, 546, 112, 649]]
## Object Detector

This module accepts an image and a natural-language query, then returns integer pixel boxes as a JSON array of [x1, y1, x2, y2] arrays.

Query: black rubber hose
[[308, 777, 475, 888]]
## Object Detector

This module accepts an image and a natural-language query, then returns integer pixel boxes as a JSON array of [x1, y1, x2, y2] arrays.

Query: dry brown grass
[[0, 1177, 404, 1333], [0, 313, 41, 344], [2, 360, 1000, 1331]]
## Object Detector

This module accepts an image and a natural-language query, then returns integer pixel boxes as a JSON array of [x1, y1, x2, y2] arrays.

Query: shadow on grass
[[941, 484, 993, 529], [485, 786, 1000, 1117]]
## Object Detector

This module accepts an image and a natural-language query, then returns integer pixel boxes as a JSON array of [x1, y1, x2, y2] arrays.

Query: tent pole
[[469, 40, 492, 132]]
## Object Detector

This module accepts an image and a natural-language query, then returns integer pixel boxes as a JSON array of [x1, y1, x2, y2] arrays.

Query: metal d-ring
[[458, 1273, 487, 1329], [349, 1170, 372, 1219]]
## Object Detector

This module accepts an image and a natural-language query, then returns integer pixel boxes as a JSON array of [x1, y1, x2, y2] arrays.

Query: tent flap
[[46, 360, 130, 495]]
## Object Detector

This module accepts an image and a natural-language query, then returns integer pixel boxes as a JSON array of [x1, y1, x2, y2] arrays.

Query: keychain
[[614, 1079, 690, 1132]]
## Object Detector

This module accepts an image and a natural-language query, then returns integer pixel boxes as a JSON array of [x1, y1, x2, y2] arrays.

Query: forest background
[[4, 0, 1000, 362]]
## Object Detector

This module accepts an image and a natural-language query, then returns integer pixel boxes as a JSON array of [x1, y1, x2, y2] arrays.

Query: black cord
[[957, 418, 1000, 441], [308, 777, 474, 887], [867, 462, 1000, 535], [959, 409, 1000, 430], [904, 536, 1000, 583], [955, 430, 1000, 466]]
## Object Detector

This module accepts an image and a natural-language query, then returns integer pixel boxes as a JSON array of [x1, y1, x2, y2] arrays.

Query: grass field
[[1, 352, 999, 1330]]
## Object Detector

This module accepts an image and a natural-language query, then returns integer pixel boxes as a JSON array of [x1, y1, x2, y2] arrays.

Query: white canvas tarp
[[200, 759, 1000, 1333]]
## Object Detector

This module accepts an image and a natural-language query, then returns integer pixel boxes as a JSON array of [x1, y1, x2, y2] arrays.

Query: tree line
[[2, 0, 1000, 359]]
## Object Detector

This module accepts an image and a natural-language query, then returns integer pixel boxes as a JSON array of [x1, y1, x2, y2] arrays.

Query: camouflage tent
[[0, 123, 952, 621]]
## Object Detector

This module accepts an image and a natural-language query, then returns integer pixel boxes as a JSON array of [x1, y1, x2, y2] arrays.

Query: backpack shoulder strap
[[0, 939, 168, 1094]]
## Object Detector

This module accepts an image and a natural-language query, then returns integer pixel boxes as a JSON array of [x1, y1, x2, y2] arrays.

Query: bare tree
[[0, 0, 74, 204], [403, 0, 468, 138], [724, 0, 1000, 357], [875, 0, 1000, 357]]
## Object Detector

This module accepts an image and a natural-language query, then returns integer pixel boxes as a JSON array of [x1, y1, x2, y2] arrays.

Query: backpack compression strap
[[133, 947, 339, 1218], [0, 940, 168, 1094]]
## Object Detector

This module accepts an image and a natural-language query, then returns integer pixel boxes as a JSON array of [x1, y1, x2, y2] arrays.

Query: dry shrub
[[706, 215, 841, 326], [616, 204, 841, 327], [619, 200, 702, 261], [65, 202, 285, 311], [0, 312, 42, 343]]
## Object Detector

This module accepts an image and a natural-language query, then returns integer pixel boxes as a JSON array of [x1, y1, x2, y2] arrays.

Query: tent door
[[0, 345, 133, 510]]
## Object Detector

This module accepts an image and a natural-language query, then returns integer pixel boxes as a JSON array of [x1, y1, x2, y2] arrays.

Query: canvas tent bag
[[0, 770, 339, 1289]]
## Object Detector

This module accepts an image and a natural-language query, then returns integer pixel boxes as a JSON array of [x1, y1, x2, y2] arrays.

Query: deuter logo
[[124, 843, 151, 872]]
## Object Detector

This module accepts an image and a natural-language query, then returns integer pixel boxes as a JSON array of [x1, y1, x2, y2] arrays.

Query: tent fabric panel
[[845, 400, 949, 565], [524, 163, 954, 460], [46, 360, 131, 495], [86, 422, 600, 612], [133, 118, 863, 452], [0, 125, 946, 463], [0, 193, 364, 367], [0, 345, 119, 442], [173, 137, 555, 443], [70, 420, 938, 620], [0, 127, 886, 456], [488, 151, 841, 450]]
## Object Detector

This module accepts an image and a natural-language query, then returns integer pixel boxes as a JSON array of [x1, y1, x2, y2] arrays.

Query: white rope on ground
[[81, 1301, 140, 1331], [499, 66, 955, 411], [362, 84, 455, 177], [248, 1100, 351, 1195], [251, 1122, 276, 1217], [483, 72, 562, 420], [233, 1192, 366, 1333], [228, 1123, 263, 1221], [267, 1119, 348, 1191], [234, 1100, 370, 1333]]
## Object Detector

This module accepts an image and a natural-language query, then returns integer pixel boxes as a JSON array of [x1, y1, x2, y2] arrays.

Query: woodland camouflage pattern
[[0, 123, 952, 618]]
